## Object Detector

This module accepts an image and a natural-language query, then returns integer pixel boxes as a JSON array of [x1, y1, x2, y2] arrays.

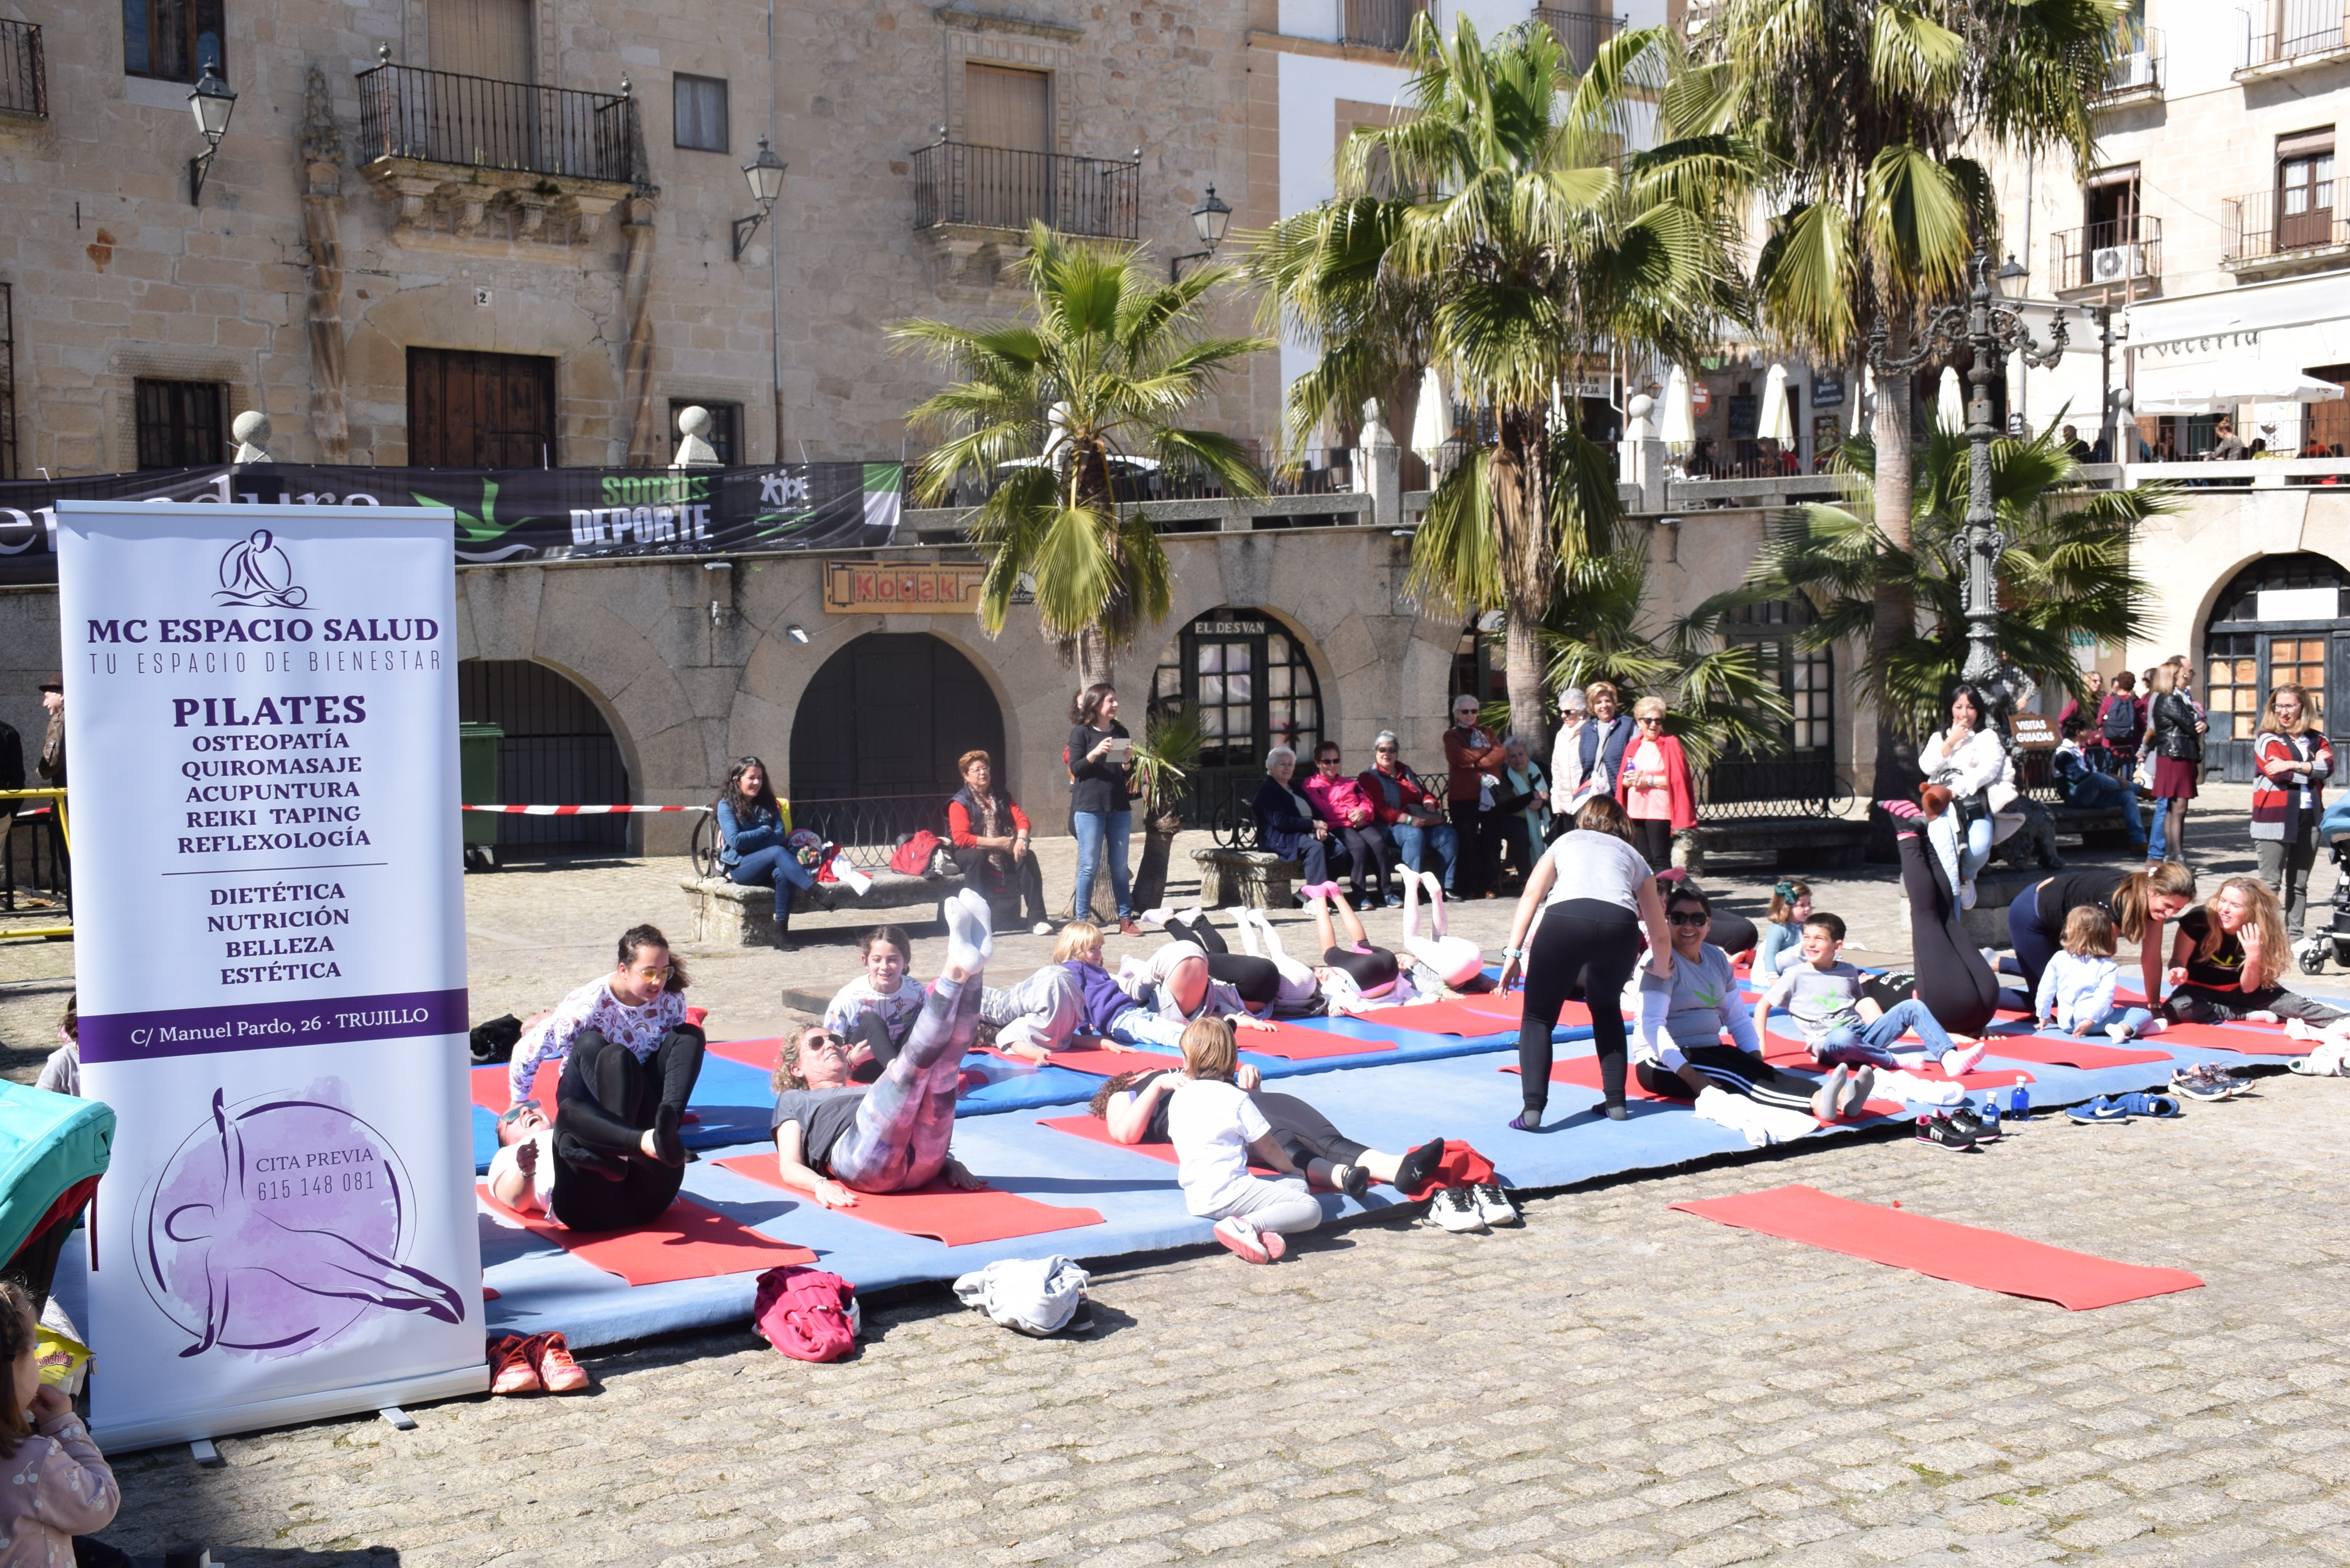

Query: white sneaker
[[1959, 880, 1978, 911], [1426, 1186, 1487, 1234], [1470, 1182, 1519, 1227], [1213, 1216, 1273, 1264], [1030, 921, 1054, 936]]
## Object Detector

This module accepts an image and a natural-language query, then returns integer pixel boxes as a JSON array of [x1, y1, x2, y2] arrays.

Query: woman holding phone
[[1069, 682, 1139, 936]]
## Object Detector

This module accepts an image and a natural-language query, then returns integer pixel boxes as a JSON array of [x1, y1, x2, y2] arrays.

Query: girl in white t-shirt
[[1166, 1019, 1323, 1264]]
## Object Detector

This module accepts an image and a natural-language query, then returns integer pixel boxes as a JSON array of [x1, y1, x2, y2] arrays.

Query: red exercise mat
[[2149, 1020, 2311, 1057], [476, 1186, 814, 1285], [1350, 999, 1520, 1037], [1759, 1027, 2032, 1089], [1978, 1033, 2172, 1069], [1670, 1183, 2203, 1310], [1039, 1114, 1270, 1174], [1239, 1020, 1396, 1060], [1453, 991, 1594, 1028], [1041, 1043, 1184, 1076], [709, 1157, 1105, 1244], [471, 1062, 557, 1116], [707, 1036, 781, 1071]]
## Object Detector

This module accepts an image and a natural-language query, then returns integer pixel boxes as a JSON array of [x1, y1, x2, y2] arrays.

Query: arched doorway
[[2204, 552, 2349, 782], [1149, 606, 1324, 823], [790, 633, 1006, 842], [458, 660, 630, 852]]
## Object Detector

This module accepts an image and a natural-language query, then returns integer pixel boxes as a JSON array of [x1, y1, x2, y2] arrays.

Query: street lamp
[[733, 136, 788, 260], [1995, 252, 2028, 297], [1169, 185, 1232, 281], [187, 63, 237, 207], [1869, 250, 2069, 687]]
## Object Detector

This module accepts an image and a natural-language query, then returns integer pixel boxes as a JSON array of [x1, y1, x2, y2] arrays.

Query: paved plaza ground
[[14, 784, 2350, 1564]]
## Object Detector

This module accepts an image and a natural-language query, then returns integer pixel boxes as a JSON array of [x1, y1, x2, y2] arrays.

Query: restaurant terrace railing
[[910, 138, 1140, 241], [354, 60, 642, 185], [1533, 6, 1625, 73]]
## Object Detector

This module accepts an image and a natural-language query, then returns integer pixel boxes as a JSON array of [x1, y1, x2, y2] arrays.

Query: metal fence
[[0, 20, 43, 120], [787, 793, 958, 869], [2224, 189, 2349, 266], [2048, 217, 2161, 292], [2099, 26, 2162, 96], [354, 61, 641, 185], [1339, 0, 1424, 50], [911, 139, 1139, 241], [1695, 756, 1853, 821], [1533, 6, 1624, 73], [2245, 0, 2349, 67]]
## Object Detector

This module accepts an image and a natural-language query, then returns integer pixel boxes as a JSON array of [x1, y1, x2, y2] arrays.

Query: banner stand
[[91, 1366, 488, 1455]]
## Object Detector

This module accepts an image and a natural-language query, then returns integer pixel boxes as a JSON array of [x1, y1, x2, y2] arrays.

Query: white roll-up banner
[[57, 501, 485, 1450]]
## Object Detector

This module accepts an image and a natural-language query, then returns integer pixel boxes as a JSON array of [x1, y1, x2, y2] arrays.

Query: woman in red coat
[[1615, 696, 1696, 869]]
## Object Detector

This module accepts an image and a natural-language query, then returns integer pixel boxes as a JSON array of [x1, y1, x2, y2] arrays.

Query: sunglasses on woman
[[1666, 910, 1709, 927]]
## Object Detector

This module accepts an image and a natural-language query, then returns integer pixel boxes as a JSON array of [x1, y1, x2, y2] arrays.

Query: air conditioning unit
[[2090, 243, 2149, 283]]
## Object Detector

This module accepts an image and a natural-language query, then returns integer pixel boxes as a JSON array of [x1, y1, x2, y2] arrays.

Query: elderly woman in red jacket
[[948, 750, 1052, 936], [2253, 683, 2334, 942], [1616, 696, 1697, 870]]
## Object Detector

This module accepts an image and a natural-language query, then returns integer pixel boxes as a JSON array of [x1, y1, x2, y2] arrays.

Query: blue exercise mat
[[469, 1053, 782, 1173]]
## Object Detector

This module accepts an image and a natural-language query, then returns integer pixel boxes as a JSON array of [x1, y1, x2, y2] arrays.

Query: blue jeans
[[1387, 821, 1460, 893], [1814, 998, 1955, 1069], [729, 846, 815, 921], [1073, 809, 1132, 920], [2063, 774, 2147, 846], [2052, 1004, 2153, 1038]]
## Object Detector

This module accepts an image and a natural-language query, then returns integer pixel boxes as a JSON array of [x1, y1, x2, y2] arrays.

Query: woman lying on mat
[[1146, 907, 1298, 1012], [1103, 940, 1281, 1049], [1633, 886, 1868, 1121], [496, 926, 705, 1230], [767, 891, 999, 1208], [1153, 892, 1463, 1016], [2163, 877, 2347, 1028], [1088, 1059, 1445, 1198]]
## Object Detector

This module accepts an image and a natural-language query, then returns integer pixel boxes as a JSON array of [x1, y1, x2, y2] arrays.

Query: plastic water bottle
[[2008, 1083, 2031, 1122]]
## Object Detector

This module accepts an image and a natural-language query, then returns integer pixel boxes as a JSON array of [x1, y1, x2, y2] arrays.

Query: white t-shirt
[[487, 1128, 558, 1221], [1165, 1077, 1271, 1217], [1539, 829, 1654, 914]]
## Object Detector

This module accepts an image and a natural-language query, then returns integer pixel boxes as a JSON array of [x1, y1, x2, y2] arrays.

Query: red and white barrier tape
[[459, 804, 711, 815]]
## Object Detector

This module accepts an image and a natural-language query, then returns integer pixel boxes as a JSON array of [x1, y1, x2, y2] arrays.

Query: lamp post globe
[[1189, 185, 1231, 249], [742, 136, 788, 210], [189, 63, 236, 142]]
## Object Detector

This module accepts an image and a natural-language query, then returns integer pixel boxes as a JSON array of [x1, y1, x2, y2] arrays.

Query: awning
[[2125, 274, 2348, 354], [2132, 362, 2346, 416]]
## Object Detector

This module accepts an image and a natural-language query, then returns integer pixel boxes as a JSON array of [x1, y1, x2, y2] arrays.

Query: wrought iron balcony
[[0, 19, 45, 120], [354, 61, 640, 186], [2240, 0, 2350, 73], [2225, 189, 2350, 273], [2096, 26, 2161, 100], [1339, 0, 1425, 51], [2048, 217, 2162, 292], [1534, 7, 1624, 74], [911, 138, 1139, 241]]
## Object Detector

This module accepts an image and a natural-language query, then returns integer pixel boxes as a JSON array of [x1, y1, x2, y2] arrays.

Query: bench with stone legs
[[1190, 847, 1300, 909], [681, 866, 968, 947]]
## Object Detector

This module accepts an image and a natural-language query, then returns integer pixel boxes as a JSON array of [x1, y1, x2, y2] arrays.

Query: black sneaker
[[1915, 1113, 1978, 1153], [1946, 1104, 2000, 1143]]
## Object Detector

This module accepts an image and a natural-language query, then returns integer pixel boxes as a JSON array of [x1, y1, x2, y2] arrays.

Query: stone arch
[[786, 631, 1009, 843], [457, 657, 636, 853]]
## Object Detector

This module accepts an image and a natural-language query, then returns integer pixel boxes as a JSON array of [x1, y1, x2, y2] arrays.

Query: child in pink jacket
[[0, 1282, 119, 1565]]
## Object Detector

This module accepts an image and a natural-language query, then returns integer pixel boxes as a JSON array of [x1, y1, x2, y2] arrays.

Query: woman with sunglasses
[[713, 756, 826, 944], [1301, 741, 1395, 907], [1615, 697, 1695, 870], [1252, 744, 1349, 902], [1359, 733, 1458, 895], [1443, 696, 1511, 897]]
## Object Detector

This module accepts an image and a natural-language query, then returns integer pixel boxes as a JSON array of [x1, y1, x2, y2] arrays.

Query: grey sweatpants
[[982, 965, 1083, 1053], [1206, 1175, 1323, 1236], [2257, 826, 2321, 940]]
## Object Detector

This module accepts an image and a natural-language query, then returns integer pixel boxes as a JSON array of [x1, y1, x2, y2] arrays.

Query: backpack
[[2100, 696, 2139, 742], [468, 1013, 523, 1065], [889, 829, 943, 876], [752, 1264, 859, 1362]]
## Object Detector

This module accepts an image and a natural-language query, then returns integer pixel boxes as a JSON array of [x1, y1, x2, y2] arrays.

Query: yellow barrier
[[0, 788, 71, 940]]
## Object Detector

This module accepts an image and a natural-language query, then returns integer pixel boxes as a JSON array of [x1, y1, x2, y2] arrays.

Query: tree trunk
[[1128, 815, 1181, 912], [1504, 611, 1550, 757], [1492, 411, 1554, 754], [1076, 624, 1115, 693], [1867, 321, 1921, 854]]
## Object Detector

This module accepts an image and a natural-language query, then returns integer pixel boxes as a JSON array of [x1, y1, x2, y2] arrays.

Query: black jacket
[[2149, 691, 2204, 763]]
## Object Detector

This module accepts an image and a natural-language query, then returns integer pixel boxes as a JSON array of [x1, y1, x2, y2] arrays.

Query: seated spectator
[[1164, 1019, 1324, 1264], [35, 996, 78, 1098], [1089, 1061, 1445, 1197], [824, 927, 926, 1081], [947, 749, 1052, 937], [1633, 885, 1868, 1121], [769, 892, 998, 1204], [1252, 745, 1350, 902], [713, 756, 825, 945], [1359, 732, 1459, 894], [1752, 913, 1986, 1077], [502, 925, 706, 1230], [2051, 715, 2147, 850], [1301, 742, 1395, 908]]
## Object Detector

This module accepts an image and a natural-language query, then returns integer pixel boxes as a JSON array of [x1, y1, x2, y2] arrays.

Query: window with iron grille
[[674, 74, 728, 152], [123, 0, 224, 83], [134, 378, 226, 469], [1726, 598, 1833, 751], [669, 399, 741, 465]]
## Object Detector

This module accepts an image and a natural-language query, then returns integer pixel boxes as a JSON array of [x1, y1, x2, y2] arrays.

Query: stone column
[[299, 66, 350, 464], [1355, 397, 1401, 530], [621, 194, 661, 468]]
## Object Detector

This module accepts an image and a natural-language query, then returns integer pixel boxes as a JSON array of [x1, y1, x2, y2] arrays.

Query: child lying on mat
[[1089, 1063, 1446, 1198], [1166, 1019, 1323, 1265], [769, 892, 998, 1208], [1753, 913, 1987, 1078], [1105, 940, 1281, 1049], [1635, 886, 1870, 1121], [1162, 889, 1466, 1015], [2036, 906, 2163, 1042], [2164, 877, 2346, 1028]]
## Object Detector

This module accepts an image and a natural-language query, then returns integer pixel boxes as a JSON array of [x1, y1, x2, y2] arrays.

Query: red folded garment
[[1349, 999, 1520, 1037], [471, 1062, 557, 1116], [477, 1186, 815, 1284], [709, 1156, 1105, 1244], [1671, 1183, 2204, 1310], [1396, 1140, 1496, 1202], [2150, 1020, 2312, 1057], [1239, 1021, 1396, 1060]]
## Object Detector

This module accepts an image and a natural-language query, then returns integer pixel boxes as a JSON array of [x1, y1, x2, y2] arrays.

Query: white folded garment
[[1865, 1068, 1965, 1106], [1692, 1085, 1821, 1148]]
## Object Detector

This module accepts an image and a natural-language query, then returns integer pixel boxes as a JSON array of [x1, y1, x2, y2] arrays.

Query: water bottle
[[2007, 1083, 2030, 1123]]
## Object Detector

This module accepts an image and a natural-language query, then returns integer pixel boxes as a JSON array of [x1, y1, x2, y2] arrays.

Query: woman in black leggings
[[1880, 796, 2001, 1034], [1158, 911, 1285, 1008], [2003, 861, 2195, 1011], [1496, 797, 1674, 1127]]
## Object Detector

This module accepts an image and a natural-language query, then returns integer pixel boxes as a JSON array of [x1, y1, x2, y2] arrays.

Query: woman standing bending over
[[1496, 797, 1674, 1127]]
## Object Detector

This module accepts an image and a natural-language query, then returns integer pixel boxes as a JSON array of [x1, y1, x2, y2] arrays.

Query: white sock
[[946, 887, 993, 972], [2140, 1017, 2168, 1036], [1941, 1042, 1986, 1076]]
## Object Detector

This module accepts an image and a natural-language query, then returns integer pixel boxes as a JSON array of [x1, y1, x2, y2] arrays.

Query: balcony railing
[[2098, 26, 2161, 98], [354, 62, 641, 185], [2243, 0, 2350, 69], [0, 19, 44, 119], [2225, 189, 2350, 269], [911, 139, 1139, 240], [1339, 0, 1425, 51], [1534, 7, 1625, 74], [2049, 216, 2162, 292]]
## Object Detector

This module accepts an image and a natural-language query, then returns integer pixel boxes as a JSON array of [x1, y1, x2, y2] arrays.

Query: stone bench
[[681, 866, 967, 947], [1190, 847, 1300, 909], [1685, 819, 1870, 875]]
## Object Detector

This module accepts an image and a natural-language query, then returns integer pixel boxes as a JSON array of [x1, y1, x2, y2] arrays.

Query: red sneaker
[[527, 1331, 589, 1393], [488, 1334, 542, 1395]]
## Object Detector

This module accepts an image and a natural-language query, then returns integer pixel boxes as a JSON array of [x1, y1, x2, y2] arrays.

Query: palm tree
[[1247, 17, 1756, 753], [1749, 421, 2171, 741], [892, 223, 1271, 687], [1703, 0, 2123, 790]]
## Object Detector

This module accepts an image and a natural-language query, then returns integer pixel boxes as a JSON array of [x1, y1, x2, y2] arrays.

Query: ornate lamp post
[[1868, 251, 2069, 687]]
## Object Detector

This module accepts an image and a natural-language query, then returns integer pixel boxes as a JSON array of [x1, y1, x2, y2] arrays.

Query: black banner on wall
[[0, 462, 903, 585]]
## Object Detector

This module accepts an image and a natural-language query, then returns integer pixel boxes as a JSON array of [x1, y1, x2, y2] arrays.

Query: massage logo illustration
[[134, 1082, 463, 1360], [214, 528, 308, 609]]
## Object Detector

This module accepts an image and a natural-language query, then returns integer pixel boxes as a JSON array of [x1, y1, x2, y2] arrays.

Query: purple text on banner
[[79, 989, 470, 1064]]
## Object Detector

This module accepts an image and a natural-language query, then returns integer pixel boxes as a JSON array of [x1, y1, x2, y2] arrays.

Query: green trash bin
[[459, 721, 503, 864]]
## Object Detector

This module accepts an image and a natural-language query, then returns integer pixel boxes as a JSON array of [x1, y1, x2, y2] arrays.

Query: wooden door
[[429, 0, 532, 80], [406, 348, 556, 468], [963, 63, 1050, 228], [2279, 146, 2335, 250], [2307, 363, 2350, 455]]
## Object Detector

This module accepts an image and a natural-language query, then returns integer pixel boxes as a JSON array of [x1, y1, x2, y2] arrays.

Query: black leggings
[[1164, 914, 1283, 1006], [1451, 802, 1502, 896], [951, 845, 1049, 923], [550, 1027, 702, 1230], [1255, 1091, 1369, 1168], [847, 1011, 907, 1082], [1898, 828, 2000, 1035], [1518, 899, 1641, 1112], [1707, 910, 1759, 958], [2164, 984, 2345, 1025], [1635, 1044, 1821, 1113], [1337, 825, 1394, 901], [1322, 943, 1400, 990], [1631, 817, 1673, 871]]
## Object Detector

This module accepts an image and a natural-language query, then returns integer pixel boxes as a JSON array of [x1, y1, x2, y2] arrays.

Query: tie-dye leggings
[[827, 974, 982, 1192]]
